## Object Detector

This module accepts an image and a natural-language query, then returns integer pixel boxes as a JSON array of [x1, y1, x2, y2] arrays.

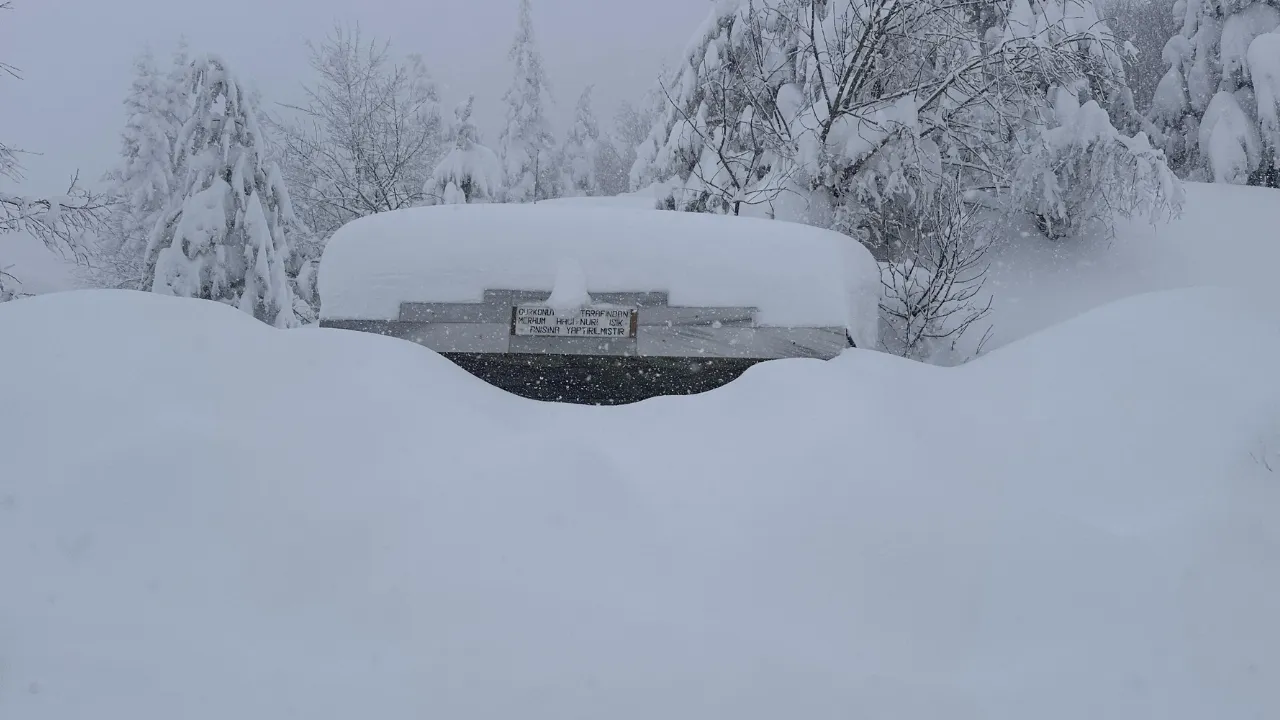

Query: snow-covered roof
[[319, 204, 876, 331]]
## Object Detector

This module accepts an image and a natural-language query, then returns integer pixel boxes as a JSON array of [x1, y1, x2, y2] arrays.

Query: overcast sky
[[0, 0, 707, 191]]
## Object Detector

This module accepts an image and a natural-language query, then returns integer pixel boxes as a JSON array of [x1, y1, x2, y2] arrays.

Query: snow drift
[[1, 288, 1278, 720], [970, 181, 1280, 355]]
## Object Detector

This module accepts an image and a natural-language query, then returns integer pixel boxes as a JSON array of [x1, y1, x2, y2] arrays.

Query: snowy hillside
[[2, 288, 1277, 720]]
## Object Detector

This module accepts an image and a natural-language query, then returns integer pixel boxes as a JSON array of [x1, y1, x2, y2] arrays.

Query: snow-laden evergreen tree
[[560, 85, 603, 196], [93, 41, 191, 289], [143, 55, 299, 328], [1104, 0, 1182, 114], [630, 8, 788, 215], [1012, 82, 1180, 239], [499, 0, 559, 202], [1150, 0, 1280, 185], [999, 0, 1179, 238], [605, 96, 659, 194], [424, 96, 505, 205]]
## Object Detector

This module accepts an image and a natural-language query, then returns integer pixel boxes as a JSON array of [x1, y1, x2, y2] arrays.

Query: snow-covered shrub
[[877, 182, 992, 363], [1013, 86, 1182, 240]]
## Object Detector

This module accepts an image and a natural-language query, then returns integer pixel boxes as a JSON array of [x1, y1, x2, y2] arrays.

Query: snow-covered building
[[318, 204, 878, 403]]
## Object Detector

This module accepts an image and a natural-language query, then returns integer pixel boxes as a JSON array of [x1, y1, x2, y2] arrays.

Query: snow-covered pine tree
[[499, 0, 559, 202], [143, 55, 299, 328], [1103, 0, 1181, 114], [607, 96, 658, 194], [1151, 0, 1280, 185], [424, 96, 505, 204], [630, 5, 789, 215], [561, 85, 603, 196], [94, 42, 191, 289]]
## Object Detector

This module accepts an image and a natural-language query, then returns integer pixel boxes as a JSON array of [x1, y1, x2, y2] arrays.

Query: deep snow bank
[[2, 289, 1278, 720], [975, 181, 1280, 353]]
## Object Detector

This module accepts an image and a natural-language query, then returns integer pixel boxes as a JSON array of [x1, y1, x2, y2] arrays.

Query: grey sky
[[1, 0, 707, 191]]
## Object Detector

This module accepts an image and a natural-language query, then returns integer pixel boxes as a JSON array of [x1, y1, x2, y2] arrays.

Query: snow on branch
[[877, 178, 993, 363], [1, 166, 110, 262], [2, 2, 110, 272]]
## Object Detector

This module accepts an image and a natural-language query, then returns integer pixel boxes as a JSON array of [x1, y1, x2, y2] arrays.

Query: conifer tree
[[144, 55, 299, 327], [499, 0, 559, 202], [561, 85, 603, 196], [1150, 0, 1280, 186], [425, 96, 505, 204], [95, 42, 190, 289]]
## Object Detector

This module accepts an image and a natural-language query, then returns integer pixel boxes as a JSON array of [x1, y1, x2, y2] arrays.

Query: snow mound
[[974, 181, 1280, 354], [318, 204, 876, 334], [2, 288, 1278, 720]]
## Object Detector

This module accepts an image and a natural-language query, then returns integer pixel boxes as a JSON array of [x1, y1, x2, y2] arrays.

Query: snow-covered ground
[[2, 285, 1278, 719], [970, 181, 1280, 354]]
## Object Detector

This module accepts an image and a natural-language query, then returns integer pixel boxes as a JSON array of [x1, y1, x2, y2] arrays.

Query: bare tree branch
[[3, 0, 111, 283], [268, 23, 444, 239]]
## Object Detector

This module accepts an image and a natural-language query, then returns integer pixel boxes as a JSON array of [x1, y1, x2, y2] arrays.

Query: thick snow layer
[[2, 288, 1278, 720], [970, 181, 1280, 355], [319, 204, 873, 332]]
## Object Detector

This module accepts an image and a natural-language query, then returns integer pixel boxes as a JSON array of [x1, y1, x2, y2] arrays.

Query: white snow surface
[[319, 203, 874, 332], [544, 257, 591, 310], [970, 181, 1280, 355], [2, 287, 1278, 720]]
